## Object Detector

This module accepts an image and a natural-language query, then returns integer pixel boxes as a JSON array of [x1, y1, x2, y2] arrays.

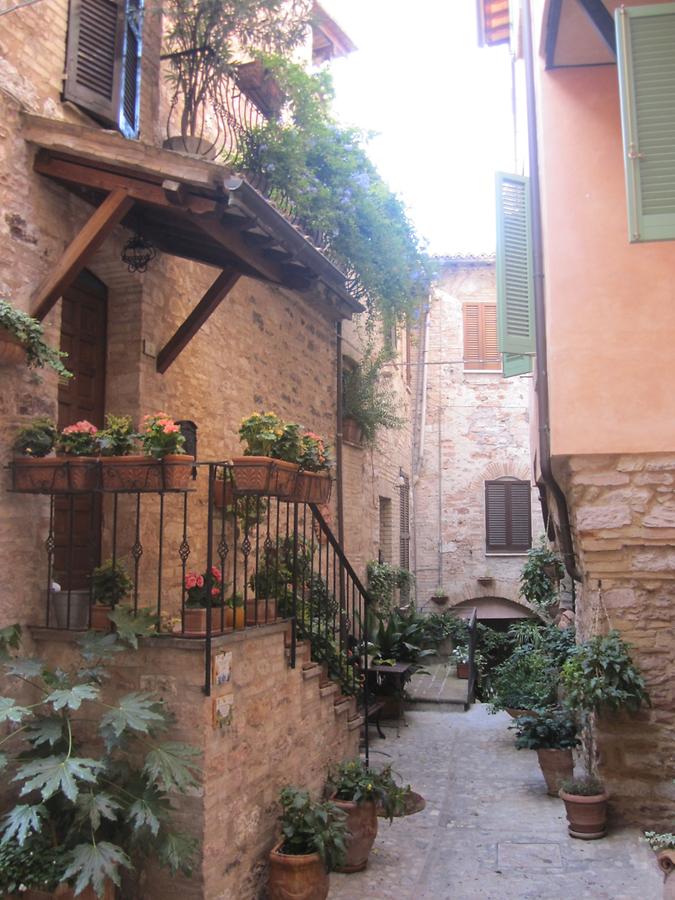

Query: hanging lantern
[[121, 232, 156, 273]]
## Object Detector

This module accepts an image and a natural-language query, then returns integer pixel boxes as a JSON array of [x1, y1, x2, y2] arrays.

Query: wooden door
[[54, 271, 107, 590]]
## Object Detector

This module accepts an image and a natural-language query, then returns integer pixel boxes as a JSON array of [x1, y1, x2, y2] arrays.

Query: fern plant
[[0, 614, 200, 897]]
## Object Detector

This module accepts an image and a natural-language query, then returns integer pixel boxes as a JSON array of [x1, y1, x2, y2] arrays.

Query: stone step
[[319, 681, 338, 700], [347, 713, 364, 732], [302, 662, 321, 681], [333, 695, 353, 716]]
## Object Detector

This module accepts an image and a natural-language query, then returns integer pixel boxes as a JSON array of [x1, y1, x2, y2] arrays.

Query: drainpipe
[[413, 299, 431, 482], [336, 321, 345, 548], [522, 0, 582, 583]]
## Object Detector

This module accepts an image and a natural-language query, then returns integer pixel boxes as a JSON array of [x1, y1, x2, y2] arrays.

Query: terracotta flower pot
[[377, 789, 426, 818], [270, 459, 301, 500], [559, 789, 609, 840], [431, 594, 449, 605], [332, 798, 378, 873], [246, 597, 277, 625], [456, 662, 469, 679], [182, 607, 223, 636], [0, 328, 26, 365], [505, 707, 538, 719], [536, 748, 574, 797], [232, 456, 275, 493], [267, 840, 329, 900], [225, 605, 245, 629], [89, 604, 112, 631], [342, 416, 363, 445], [297, 471, 332, 504], [213, 478, 234, 509], [658, 850, 675, 900]]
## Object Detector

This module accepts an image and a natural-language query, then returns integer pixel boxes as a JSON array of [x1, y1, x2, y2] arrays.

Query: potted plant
[[430, 586, 449, 605], [0, 298, 72, 378], [247, 548, 287, 625], [488, 644, 558, 718], [90, 559, 133, 630], [342, 349, 403, 447], [366, 560, 414, 614], [234, 412, 300, 498], [0, 619, 198, 898], [97, 414, 144, 491], [297, 431, 332, 504], [267, 786, 347, 900], [225, 592, 245, 630], [135, 413, 192, 491], [519, 538, 565, 616], [56, 420, 100, 491], [11, 418, 61, 492], [183, 566, 225, 635], [326, 760, 403, 873], [559, 630, 650, 839], [513, 708, 580, 796], [644, 829, 675, 899], [452, 645, 470, 679]]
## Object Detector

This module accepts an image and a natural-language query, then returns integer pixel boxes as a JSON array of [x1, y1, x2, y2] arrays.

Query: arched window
[[485, 477, 532, 553]]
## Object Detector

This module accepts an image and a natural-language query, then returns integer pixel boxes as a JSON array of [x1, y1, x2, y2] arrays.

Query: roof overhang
[[312, 2, 357, 63], [21, 113, 362, 321], [542, 0, 617, 69]]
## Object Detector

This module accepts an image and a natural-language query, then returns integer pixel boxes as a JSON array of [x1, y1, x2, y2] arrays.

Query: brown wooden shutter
[[64, 0, 125, 128], [464, 303, 501, 371], [485, 479, 532, 552]]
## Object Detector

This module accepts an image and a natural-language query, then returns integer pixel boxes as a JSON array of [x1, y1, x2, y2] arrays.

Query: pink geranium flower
[[185, 573, 198, 590], [196, 575, 204, 588]]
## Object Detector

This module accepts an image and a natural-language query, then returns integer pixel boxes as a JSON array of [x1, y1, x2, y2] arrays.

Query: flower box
[[297, 471, 332, 505], [12, 457, 98, 493], [100, 455, 194, 491], [231, 457, 300, 499]]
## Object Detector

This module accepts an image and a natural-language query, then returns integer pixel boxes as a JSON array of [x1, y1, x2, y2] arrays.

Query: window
[[485, 478, 532, 553], [64, 0, 143, 139], [616, 3, 675, 242], [463, 302, 500, 371], [378, 497, 392, 564]]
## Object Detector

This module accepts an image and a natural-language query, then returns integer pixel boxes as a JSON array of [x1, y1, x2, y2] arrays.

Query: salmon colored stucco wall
[[536, 51, 675, 457]]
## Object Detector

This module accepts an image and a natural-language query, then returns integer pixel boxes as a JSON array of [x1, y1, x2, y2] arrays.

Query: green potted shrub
[[56, 420, 100, 492], [326, 760, 403, 873], [513, 708, 580, 796], [11, 418, 60, 492], [559, 630, 650, 839], [342, 349, 403, 447], [267, 786, 347, 900], [296, 430, 332, 504], [488, 644, 558, 717], [430, 586, 449, 605], [96, 414, 143, 491], [136, 413, 192, 491], [0, 620, 198, 898], [0, 298, 72, 378], [90, 559, 133, 630]]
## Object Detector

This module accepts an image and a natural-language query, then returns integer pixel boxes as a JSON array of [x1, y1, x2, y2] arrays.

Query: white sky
[[322, 1, 515, 255]]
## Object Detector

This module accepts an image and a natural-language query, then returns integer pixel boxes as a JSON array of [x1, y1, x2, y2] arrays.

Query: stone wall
[[413, 260, 542, 616], [555, 453, 675, 827], [31, 624, 359, 899]]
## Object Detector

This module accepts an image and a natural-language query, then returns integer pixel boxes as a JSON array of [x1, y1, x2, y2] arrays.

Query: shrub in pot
[[11, 418, 60, 492], [90, 559, 133, 630], [56, 420, 100, 491], [342, 348, 403, 447], [513, 708, 580, 796], [326, 760, 403, 872], [234, 412, 301, 497], [488, 644, 558, 717], [267, 786, 347, 900], [0, 618, 198, 897], [560, 630, 650, 839], [296, 431, 332, 504], [519, 537, 565, 617]]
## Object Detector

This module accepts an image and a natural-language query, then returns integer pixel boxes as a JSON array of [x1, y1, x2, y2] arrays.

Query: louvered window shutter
[[616, 4, 675, 242], [485, 479, 532, 552], [463, 303, 501, 370], [495, 173, 536, 377], [502, 353, 532, 377], [481, 304, 501, 371], [64, 0, 142, 137], [463, 303, 481, 368]]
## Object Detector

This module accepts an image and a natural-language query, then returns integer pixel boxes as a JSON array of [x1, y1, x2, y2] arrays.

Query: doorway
[[54, 271, 107, 589]]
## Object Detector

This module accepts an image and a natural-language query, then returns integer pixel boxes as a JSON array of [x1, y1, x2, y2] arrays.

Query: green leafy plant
[[57, 420, 99, 456], [0, 622, 199, 897], [272, 421, 302, 463], [96, 415, 138, 456], [559, 776, 605, 796], [277, 786, 347, 870], [519, 537, 565, 612], [367, 607, 435, 678], [343, 350, 404, 446], [0, 298, 72, 380], [298, 431, 331, 472], [488, 645, 558, 713], [91, 560, 133, 607], [238, 411, 284, 456], [13, 418, 57, 457], [327, 759, 404, 823], [140, 413, 186, 459], [0, 831, 71, 896], [366, 560, 414, 613], [512, 709, 580, 750], [237, 58, 432, 324]]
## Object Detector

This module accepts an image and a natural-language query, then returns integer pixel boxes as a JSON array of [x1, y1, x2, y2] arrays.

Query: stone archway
[[451, 595, 540, 620]]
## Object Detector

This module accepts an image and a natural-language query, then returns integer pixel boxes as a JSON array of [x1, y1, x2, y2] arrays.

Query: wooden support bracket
[[156, 269, 241, 373], [32, 188, 134, 320]]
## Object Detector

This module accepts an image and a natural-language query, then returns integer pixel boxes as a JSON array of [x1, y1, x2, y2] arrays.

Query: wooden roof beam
[[32, 187, 134, 320], [156, 269, 241, 373]]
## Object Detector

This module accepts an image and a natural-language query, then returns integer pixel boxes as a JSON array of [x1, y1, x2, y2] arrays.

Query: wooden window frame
[[485, 478, 532, 553], [463, 302, 501, 371]]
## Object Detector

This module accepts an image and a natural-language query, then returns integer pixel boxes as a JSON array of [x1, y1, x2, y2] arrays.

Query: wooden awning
[[22, 114, 362, 370]]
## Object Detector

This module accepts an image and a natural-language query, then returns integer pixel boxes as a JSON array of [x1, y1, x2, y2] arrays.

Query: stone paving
[[407, 659, 469, 706], [330, 706, 661, 900]]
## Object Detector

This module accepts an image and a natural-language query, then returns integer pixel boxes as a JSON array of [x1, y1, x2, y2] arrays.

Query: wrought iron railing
[[10, 461, 371, 730]]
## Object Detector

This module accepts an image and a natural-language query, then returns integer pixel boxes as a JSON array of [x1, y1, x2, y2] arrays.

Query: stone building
[[0, 2, 416, 896], [413, 255, 542, 622], [479, 0, 675, 825]]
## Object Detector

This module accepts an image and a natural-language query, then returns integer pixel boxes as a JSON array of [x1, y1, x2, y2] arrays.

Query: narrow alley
[[330, 707, 660, 900]]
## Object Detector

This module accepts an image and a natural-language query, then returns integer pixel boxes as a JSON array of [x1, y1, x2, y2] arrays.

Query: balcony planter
[[12, 457, 99, 493], [297, 471, 332, 505], [559, 788, 609, 840], [225, 604, 245, 629], [0, 327, 26, 365], [246, 596, 277, 625], [213, 477, 234, 509], [331, 798, 378, 873], [231, 457, 300, 499], [49, 589, 90, 629], [271, 460, 301, 500], [536, 748, 574, 797], [236, 59, 285, 118], [342, 416, 363, 446], [267, 840, 329, 900], [101, 455, 194, 491]]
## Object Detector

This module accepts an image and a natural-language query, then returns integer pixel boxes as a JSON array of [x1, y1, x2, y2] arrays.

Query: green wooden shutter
[[616, 3, 675, 242], [502, 353, 532, 377], [495, 173, 536, 372]]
